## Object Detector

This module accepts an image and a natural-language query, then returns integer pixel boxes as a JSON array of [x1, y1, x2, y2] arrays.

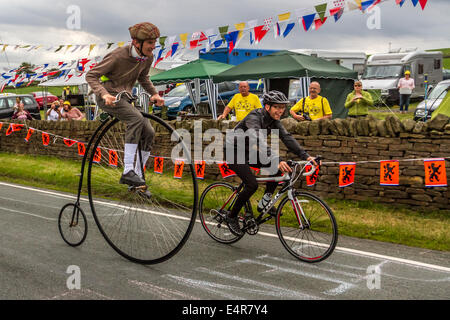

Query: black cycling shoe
[[225, 214, 244, 237], [119, 170, 146, 187]]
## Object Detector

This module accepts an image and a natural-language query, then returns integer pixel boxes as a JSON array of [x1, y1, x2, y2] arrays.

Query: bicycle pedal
[[245, 218, 258, 235]]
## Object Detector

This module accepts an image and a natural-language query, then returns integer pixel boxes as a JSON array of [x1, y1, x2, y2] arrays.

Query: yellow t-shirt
[[227, 93, 262, 121], [290, 95, 332, 120]]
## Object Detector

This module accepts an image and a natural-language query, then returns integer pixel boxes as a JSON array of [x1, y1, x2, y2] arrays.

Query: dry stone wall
[[1, 114, 449, 211]]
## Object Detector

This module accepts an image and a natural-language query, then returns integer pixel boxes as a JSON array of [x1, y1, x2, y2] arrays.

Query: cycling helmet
[[262, 90, 290, 105], [129, 22, 160, 41]]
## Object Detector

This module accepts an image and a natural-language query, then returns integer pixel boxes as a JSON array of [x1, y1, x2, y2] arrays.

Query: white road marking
[[1, 181, 449, 273]]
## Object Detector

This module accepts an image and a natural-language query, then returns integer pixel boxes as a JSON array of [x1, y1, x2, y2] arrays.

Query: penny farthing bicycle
[[58, 91, 198, 264]]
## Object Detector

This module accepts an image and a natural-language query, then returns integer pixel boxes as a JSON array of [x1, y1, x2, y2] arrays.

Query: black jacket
[[224, 108, 309, 166]]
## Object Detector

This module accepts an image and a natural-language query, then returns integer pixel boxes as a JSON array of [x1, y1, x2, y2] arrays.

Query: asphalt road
[[0, 181, 449, 302]]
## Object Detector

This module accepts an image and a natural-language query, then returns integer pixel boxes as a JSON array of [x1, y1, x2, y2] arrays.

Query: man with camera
[[289, 81, 332, 121]]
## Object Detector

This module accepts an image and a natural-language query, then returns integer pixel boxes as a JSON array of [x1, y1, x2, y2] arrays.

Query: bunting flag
[[5, 124, 13, 136], [361, 0, 376, 11], [302, 13, 316, 31], [92, 147, 101, 164], [218, 162, 236, 179], [24, 128, 34, 142], [63, 138, 77, 147], [305, 164, 320, 187], [418, 0, 428, 10], [339, 162, 356, 187], [314, 17, 328, 30], [315, 3, 328, 21], [225, 30, 240, 53], [253, 25, 270, 44], [108, 150, 118, 167], [424, 158, 447, 187], [77, 142, 86, 157], [195, 160, 206, 179], [42, 132, 50, 146], [282, 22, 296, 38], [154, 156, 164, 174], [174, 159, 185, 179], [380, 160, 399, 186]]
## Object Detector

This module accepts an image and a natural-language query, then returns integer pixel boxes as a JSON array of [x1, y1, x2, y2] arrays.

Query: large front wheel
[[87, 113, 198, 264], [276, 191, 337, 263]]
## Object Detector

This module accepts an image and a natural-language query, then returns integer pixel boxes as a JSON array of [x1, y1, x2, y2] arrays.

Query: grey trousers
[[98, 97, 154, 151]]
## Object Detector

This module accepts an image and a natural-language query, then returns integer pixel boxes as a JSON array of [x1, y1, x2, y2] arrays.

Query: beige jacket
[[86, 45, 157, 98]]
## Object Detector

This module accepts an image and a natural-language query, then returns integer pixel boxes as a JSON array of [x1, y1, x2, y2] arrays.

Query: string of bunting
[[0, 0, 428, 72], [1, 121, 447, 188]]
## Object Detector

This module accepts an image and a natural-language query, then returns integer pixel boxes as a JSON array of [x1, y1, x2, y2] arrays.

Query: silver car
[[414, 79, 450, 121]]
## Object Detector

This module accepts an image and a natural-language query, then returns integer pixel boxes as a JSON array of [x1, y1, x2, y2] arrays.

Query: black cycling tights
[[228, 163, 280, 218]]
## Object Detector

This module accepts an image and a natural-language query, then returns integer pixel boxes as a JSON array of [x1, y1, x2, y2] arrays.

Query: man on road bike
[[86, 22, 164, 197], [224, 90, 318, 236]]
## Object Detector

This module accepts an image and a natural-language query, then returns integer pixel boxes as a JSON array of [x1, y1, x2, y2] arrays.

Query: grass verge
[[0, 152, 448, 251]]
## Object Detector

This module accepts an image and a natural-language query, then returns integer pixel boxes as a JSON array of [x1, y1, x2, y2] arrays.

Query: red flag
[[93, 147, 102, 163], [154, 157, 164, 174], [380, 160, 399, 186], [253, 25, 270, 44], [195, 160, 206, 179], [108, 150, 118, 167], [24, 128, 34, 142], [42, 132, 50, 146], [77, 142, 86, 156], [174, 160, 185, 179], [339, 162, 356, 187], [305, 165, 320, 186], [314, 17, 327, 30], [12, 124, 24, 132], [5, 124, 13, 136], [424, 158, 447, 187], [218, 162, 236, 179], [63, 138, 77, 147], [418, 0, 428, 10]]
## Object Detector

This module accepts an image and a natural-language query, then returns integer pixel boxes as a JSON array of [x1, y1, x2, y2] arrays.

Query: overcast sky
[[0, 0, 449, 70]]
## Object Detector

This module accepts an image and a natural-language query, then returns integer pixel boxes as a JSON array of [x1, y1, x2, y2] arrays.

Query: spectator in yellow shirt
[[290, 81, 332, 121], [217, 81, 262, 121]]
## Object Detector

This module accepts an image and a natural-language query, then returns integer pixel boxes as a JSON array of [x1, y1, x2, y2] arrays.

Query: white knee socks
[[135, 150, 151, 177], [123, 143, 138, 174]]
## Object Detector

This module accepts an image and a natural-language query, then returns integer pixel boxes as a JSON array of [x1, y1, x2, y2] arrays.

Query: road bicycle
[[58, 91, 198, 264], [198, 158, 338, 263]]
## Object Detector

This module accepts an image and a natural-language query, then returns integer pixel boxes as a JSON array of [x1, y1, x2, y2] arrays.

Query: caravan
[[361, 50, 443, 103]]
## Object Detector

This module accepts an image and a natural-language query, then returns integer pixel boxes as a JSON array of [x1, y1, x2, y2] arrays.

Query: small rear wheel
[[58, 203, 88, 247], [276, 191, 337, 263]]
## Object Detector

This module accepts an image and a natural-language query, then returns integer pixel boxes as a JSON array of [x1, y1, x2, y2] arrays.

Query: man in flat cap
[[86, 22, 164, 195]]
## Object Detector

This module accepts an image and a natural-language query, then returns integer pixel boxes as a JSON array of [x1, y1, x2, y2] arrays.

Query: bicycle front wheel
[[199, 182, 246, 244], [276, 191, 337, 263], [87, 113, 198, 264]]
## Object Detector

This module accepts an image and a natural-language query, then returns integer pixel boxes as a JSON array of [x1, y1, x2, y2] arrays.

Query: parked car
[[32, 91, 59, 109], [414, 79, 450, 121], [0, 93, 41, 120], [153, 81, 263, 120]]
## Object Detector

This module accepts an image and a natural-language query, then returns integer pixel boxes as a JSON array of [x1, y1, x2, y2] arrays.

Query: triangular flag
[[424, 158, 447, 187], [224, 30, 239, 53], [24, 128, 34, 142], [315, 3, 328, 21], [195, 160, 206, 179], [93, 147, 102, 163], [218, 26, 229, 40], [283, 22, 296, 38], [12, 124, 24, 132], [218, 162, 236, 179], [159, 36, 167, 49], [179, 33, 188, 48], [173, 160, 185, 179], [5, 124, 13, 136], [339, 162, 356, 187], [314, 17, 328, 30], [305, 164, 320, 186], [253, 25, 270, 44], [154, 156, 164, 174], [234, 23, 246, 40], [77, 142, 86, 156], [42, 132, 50, 146], [63, 138, 77, 147], [302, 13, 316, 31], [108, 150, 118, 167], [361, 0, 375, 11], [380, 160, 400, 186], [117, 42, 125, 47], [418, 0, 428, 10]]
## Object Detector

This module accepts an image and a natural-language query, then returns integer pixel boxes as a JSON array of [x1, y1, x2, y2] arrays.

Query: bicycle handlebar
[[287, 155, 322, 178], [113, 91, 158, 104]]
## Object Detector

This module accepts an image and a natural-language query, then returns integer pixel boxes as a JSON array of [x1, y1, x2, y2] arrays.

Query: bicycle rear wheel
[[198, 182, 246, 244], [276, 191, 337, 263], [87, 114, 198, 264]]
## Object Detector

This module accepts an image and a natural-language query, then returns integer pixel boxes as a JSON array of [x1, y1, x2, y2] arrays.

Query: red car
[[32, 91, 59, 109]]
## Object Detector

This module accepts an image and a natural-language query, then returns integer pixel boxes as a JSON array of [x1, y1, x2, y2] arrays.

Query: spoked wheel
[[276, 191, 338, 263], [58, 203, 88, 247], [198, 182, 247, 244], [87, 113, 198, 264]]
